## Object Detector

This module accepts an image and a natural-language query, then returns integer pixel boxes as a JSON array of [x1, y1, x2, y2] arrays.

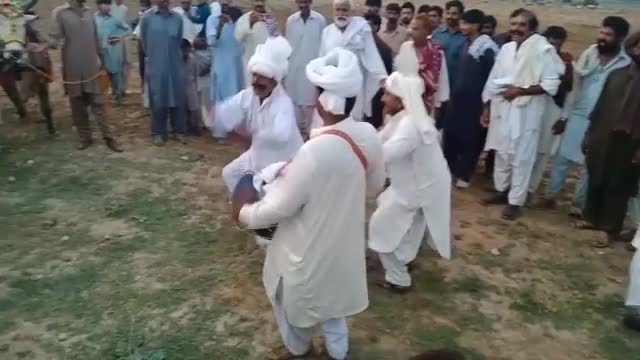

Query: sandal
[[591, 238, 611, 248]]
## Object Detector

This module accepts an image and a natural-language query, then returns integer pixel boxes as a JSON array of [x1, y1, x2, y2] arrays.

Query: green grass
[[2, 120, 640, 359]]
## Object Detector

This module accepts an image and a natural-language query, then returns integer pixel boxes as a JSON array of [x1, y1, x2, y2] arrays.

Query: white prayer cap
[[248, 36, 292, 82], [385, 72, 438, 144], [306, 48, 362, 115]]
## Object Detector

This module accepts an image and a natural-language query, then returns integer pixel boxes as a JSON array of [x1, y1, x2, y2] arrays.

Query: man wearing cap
[[369, 72, 451, 293], [233, 48, 385, 359], [212, 36, 303, 200]]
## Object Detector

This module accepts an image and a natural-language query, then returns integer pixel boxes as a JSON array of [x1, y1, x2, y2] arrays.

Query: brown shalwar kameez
[[584, 64, 640, 234], [52, 3, 114, 142]]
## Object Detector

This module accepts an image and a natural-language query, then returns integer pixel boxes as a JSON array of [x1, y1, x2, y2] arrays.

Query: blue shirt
[[432, 26, 466, 87], [558, 50, 630, 164], [94, 13, 131, 74]]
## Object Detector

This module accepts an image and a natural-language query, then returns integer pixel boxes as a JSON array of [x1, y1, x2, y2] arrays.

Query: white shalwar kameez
[[319, 16, 388, 120], [212, 37, 303, 193], [285, 10, 326, 134], [238, 48, 385, 359], [235, 11, 271, 86], [369, 72, 451, 288], [627, 231, 640, 308], [482, 34, 562, 206], [239, 117, 385, 359]]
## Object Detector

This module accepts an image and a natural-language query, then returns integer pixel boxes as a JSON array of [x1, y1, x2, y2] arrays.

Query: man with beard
[[234, 48, 385, 359], [51, 0, 122, 151], [442, 9, 498, 189], [235, 0, 280, 86], [285, 0, 326, 137], [541, 17, 630, 221], [481, 8, 562, 220], [400, 2, 415, 29], [582, 30, 640, 248], [378, 3, 409, 56], [319, 0, 387, 121], [212, 36, 302, 199]]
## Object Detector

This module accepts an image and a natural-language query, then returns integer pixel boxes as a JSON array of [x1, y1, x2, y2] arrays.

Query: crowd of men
[[2, 0, 640, 358]]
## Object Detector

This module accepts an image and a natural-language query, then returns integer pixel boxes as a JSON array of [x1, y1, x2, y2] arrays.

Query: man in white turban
[[232, 47, 385, 360], [318, 0, 388, 121], [211, 36, 303, 199], [369, 71, 452, 293]]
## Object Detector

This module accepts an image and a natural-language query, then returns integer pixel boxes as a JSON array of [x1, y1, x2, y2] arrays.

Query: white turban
[[248, 36, 292, 82], [306, 48, 362, 115], [385, 72, 438, 144]]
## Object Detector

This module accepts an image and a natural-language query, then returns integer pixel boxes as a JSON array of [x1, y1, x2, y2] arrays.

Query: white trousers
[[494, 130, 539, 206], [294, 105, 314, 137], [378, 210, 427, 287], [529, 152, 548, 194], [272, 282, 349, 359], [222, 152, 252, 194], [627, 244, 640, 307], [199, 89, 211, 126]]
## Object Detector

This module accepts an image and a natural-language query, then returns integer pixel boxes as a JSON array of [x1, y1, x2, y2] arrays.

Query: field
[[1, 0, 640, 359]]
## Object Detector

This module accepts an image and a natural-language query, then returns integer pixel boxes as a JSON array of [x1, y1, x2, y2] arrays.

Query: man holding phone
[[235, 0, 280, 86], [206, 0, 244, 103]]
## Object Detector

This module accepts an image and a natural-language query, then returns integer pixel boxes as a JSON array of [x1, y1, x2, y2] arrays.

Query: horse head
[[0, 0, 27, 73]]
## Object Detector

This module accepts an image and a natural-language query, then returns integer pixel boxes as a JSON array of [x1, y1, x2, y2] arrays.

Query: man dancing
[[212, 36, 303, 195], [233, 48, 385, 359]]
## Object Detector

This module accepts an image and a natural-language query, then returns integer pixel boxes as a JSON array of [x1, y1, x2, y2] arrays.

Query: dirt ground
[[1, 0, 640, 359]]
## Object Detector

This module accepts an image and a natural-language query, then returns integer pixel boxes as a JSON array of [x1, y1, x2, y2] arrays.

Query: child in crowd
[[181, 38, 211, 135]]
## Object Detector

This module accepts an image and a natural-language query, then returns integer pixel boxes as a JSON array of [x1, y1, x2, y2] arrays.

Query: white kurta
[[285, 10, 326, 106], [239, 118, 385, 328], [235, 12, 270, 86], [213, 86, 304, 192], [369, 111, 452, 263], [319, 17, 388, 120], [171, 7, 198, 44], [482, 40, 561, 205]]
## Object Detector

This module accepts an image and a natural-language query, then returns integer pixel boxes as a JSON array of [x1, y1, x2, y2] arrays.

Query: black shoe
[[481, 192, 508, 206], [623, 313, 640, 332], [501, 205, 522, 221], [76, 139, 93, 150], [377, 280, 413, 294], [105, 138, 123, 152]]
